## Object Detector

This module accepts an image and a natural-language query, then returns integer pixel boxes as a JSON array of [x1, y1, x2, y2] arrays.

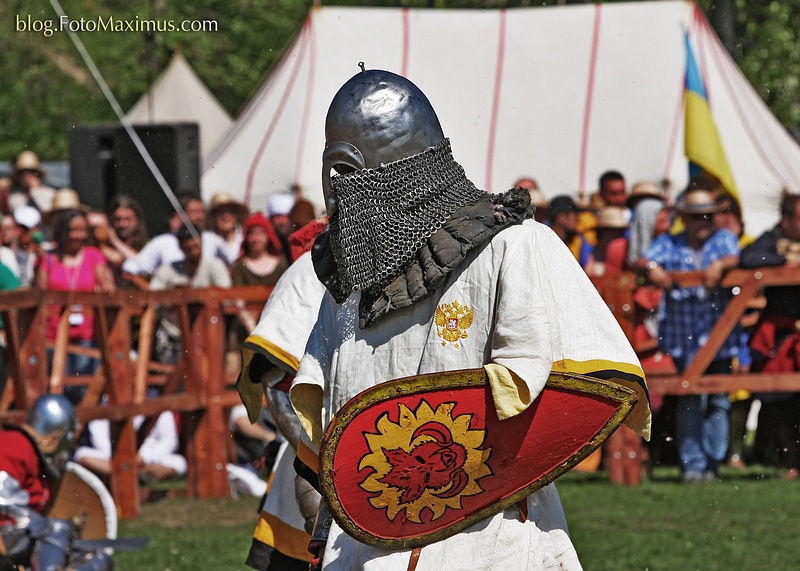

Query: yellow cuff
[[235, 348, 265, 424], [484, 363, 531, 421], [290, 384, 324, 447]]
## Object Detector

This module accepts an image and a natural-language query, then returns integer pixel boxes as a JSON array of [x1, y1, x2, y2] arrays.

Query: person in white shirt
[[122, 192, 234, 290], [74, 410, 186, 483]]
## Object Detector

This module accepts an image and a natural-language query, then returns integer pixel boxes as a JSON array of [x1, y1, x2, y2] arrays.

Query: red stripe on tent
[[578, 4, 602, 194], [294, 12, 317, 185], [244, 19, 311, 207], [402, 8, 410, 76], [485, 9, 507, 194], [698, 16, 797, 188], [204, 21, 300, 172]]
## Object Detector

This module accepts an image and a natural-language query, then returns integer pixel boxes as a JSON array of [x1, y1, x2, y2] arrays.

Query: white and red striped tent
[[202, 1, 800, 237]]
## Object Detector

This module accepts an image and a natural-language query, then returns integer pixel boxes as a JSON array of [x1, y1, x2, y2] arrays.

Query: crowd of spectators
[[0, 150, 319, 490], [517, 172, 800, 483], [2, 148, 798, 489]]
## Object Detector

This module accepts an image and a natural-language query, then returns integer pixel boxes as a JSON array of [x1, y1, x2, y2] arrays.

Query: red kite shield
[[319, 369, 637, 550]]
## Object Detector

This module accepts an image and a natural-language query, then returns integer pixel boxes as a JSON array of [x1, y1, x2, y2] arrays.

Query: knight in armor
[[0, 394, 76, 521], [0, 394, 77, 565], [287, 69, 651, 570]]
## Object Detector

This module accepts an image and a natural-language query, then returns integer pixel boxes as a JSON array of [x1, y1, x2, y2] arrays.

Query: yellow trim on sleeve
[[552, 358, 651, 440], [244, 334, 300, 373], [483, 363, 531, 420], [253, 511, 312, 562], [235, 347, 266, 424]]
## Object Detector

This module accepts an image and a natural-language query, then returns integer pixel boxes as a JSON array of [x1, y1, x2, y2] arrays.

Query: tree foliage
[[1, 0, 798, 163], [731, 0, 800, 138]]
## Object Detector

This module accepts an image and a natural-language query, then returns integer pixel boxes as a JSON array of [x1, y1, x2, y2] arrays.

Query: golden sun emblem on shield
[[435, 300, 474, 348], [358, 400, 492, 524]]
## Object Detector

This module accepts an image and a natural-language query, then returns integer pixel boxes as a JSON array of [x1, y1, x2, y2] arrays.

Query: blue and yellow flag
[[684, 32, 739, 203]]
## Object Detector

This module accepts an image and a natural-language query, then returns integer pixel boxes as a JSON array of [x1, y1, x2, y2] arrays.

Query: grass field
[[115, 465, 800, 570]]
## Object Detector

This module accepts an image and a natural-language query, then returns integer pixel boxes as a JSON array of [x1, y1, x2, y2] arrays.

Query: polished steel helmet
[[23, 394, 77, 477], [322, 68, 445, 214]]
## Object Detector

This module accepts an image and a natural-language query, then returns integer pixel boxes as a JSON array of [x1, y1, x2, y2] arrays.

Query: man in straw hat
[[209, 192, 250, 263], [9, 151, 55, 214], [584, 206, 630, 277], [637, 187, 740, 483]]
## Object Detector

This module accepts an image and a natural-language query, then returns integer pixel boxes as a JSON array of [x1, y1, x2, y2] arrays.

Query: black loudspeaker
[[69, 123, 200, 237]]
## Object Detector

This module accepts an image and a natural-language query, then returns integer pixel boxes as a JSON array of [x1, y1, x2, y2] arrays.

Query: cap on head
[[322, 68, 445, 214], [267, 192, 296, 217], [547, 196, 578, 222], [13, 205, 42, 229]]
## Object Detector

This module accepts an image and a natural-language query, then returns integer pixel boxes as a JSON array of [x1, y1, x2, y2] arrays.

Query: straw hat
[[209, 192, 248, 222], [627, 181, 663, 206], [12, 150, 45, 177], [596, 206, 629, 229], [43, 188, 90, 224], [676, 189, 727, 215], [527, 188, 548, 209]]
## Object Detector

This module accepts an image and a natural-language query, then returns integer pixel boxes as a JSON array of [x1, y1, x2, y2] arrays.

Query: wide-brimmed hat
[[627, 181, 663, 206], [43, 188, 90, 225], [675, 189, 727, 215], [12, 150, 45, 177], [596, 206, 629, 229], [209, 192, 248, 222]]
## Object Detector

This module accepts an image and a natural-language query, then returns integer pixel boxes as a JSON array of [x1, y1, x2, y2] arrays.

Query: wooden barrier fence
[[0, 286, 272, 519], [592, 266, 800, 484], [2, 266, 797, 515]]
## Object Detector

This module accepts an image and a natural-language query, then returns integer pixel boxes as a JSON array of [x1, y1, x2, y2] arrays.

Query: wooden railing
[[0, 286, 272, 519], [592, 266, 800, 484], [3, 266, 797, 512]]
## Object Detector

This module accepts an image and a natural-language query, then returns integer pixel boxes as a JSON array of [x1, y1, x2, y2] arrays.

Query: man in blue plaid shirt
[[638, 188, 740, 483]]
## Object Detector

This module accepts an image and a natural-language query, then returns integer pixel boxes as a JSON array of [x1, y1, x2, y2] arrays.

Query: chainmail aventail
[[317, 139, 485, 301]]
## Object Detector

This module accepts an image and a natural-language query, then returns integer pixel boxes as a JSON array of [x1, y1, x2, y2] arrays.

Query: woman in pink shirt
[[36, 209, 114, 403]]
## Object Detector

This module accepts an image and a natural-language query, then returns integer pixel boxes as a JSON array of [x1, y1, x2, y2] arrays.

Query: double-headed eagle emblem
[[435, 300, 474, 348]]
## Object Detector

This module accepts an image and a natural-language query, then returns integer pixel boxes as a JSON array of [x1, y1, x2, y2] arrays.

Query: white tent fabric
[[202, 1, 800, 237], [128, 52, 233, 165]]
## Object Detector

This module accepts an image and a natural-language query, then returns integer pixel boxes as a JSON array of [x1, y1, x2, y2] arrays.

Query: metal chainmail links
[[328, 138, 485, 296]]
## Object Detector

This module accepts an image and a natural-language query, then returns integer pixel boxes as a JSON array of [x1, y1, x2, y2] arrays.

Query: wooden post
[[187, 289, 231, 498], [96, 293, 140, 519]]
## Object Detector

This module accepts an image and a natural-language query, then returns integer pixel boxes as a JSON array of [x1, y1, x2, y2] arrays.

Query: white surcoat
[[292, 220, 648, 571]]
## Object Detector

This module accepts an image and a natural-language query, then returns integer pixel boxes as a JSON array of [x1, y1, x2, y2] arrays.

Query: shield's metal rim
[[319, 368, 638, 550]]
